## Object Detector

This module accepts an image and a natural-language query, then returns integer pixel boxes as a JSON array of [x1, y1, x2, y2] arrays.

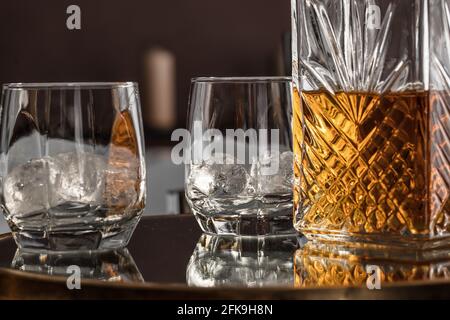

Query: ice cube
[[214, 164, 248, 196], [3, 151, 108, 217], [258, 151, 294, 194], [3, 157, 61, 217], [54, 152, 106, 205], [187, 165, 216, 198], [187, 153, 248, 197]]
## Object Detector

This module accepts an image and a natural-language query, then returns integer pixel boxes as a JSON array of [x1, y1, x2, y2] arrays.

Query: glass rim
[[2, 82, 138, 90], [191, 76, 292, 84]]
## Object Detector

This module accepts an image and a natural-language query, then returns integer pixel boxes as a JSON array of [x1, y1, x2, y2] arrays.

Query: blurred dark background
[[0, 0, 291, 224], [0, 0, 291, 137]]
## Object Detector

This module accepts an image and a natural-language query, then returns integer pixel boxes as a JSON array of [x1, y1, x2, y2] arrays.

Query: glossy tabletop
[[1, 215, 450, 299]]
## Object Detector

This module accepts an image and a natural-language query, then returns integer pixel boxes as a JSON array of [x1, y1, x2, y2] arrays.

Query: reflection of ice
[[12, 248, 144, 283], [3, 151, 106, 217], [186, 234, 300, 288]]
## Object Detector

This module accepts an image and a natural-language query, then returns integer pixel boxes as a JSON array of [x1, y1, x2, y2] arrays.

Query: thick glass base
[[193, 206, 297, 237], [9, 214, 142, 252]]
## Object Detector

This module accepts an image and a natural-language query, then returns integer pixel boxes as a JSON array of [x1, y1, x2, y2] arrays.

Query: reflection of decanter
[[186, 234, 301, 287], [295, 242, 450, 288], [12, 249, 144, 283]]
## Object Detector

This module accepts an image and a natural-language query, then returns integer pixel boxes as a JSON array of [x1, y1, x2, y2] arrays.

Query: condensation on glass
[[0, 83, 146, 251], [292, 0, 450, 248]]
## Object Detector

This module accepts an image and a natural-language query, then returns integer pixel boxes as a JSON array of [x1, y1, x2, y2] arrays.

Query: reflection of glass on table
[[295, 242, 450, 288], [186, 234, 301, 287], [12, 248, 144, 283]]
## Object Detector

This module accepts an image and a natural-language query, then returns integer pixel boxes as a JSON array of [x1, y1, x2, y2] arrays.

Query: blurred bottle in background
[[143, 47, 177, 142]]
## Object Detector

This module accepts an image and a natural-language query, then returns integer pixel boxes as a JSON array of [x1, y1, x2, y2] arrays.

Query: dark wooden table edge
[[2, 263, 450, 300]]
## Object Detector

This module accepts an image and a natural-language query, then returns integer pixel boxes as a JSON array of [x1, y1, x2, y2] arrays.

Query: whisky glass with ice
[[0, 83, 146, 251], [185, 77, 294, 236]]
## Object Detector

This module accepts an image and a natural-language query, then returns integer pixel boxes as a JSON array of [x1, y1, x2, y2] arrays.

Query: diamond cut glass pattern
[[292, 0, 450, 247]]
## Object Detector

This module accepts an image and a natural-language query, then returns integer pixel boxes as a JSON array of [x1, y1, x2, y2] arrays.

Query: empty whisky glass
[[293, 0, 450, 248], [0, 83, 146, 251], [185, 77, 294, 236]]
